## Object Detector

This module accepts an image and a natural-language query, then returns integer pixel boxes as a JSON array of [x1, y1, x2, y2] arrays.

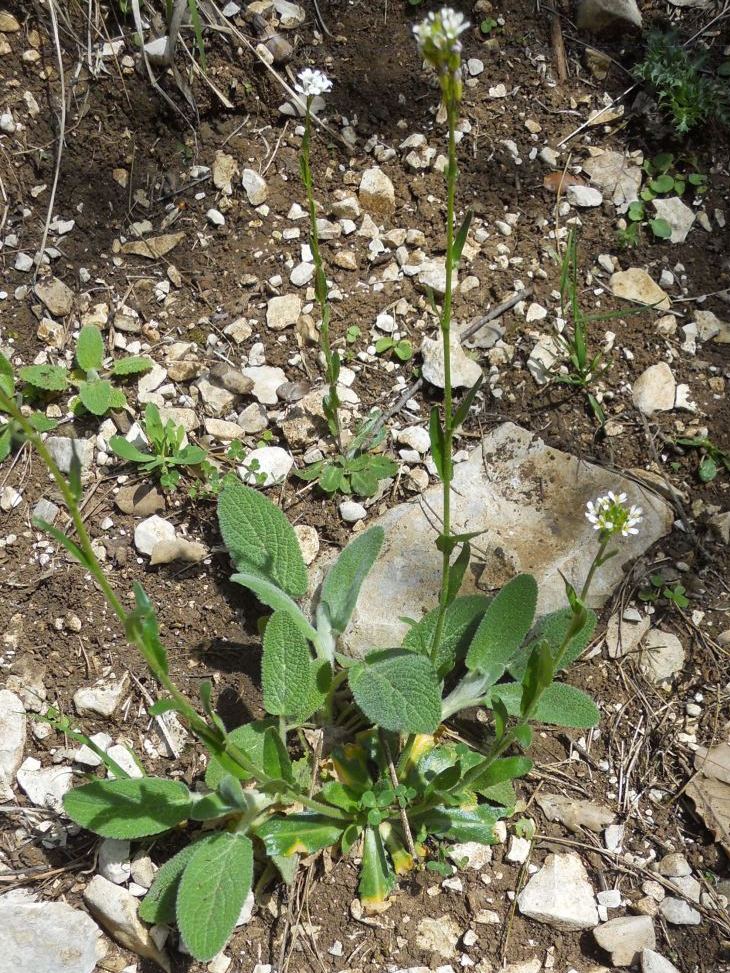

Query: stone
[[417, 260, 451, 297], [611, 270, 670, 311], [16, 758, 73, 812], [149, 537, 208, 566], [267, 294, 302, 330], [507, 836, 531, 863], [447, 841, 492, 870], [0, 690, 26, 799], [567, 184, 603, 207], [243, 365, 288, 405], [209, 364, 254, 396], [34, 277, 74, 316], [583, 150, 642, 206], [415, 916, 461, 959], [0, 11, 21, 31], [238, 403, 269, 434], [694, 309, 730, 343], [652, 197, 696, 244], [639, 629, 685, 683], [294, 524, 319, 565], [421, 334, 482, 390], [576, 0, 641, 30], [290, 262, 314, 286], [45, 437, 94, 473], [632, 363, 676, 415], [83, 875, 170, 971], [134, 515, 176, 556], [536, 793, 615, 833], [656, 853, 691, 878], [212, 150, 238, 195], [197, 378, 236, 417], [98, 838, 132, 884], [239, 446, 293, 487], [395, 425, 430, 454], [659, 897, 701, 925], [207, 208, 225, 226], [115, 484, 165, 516], [74, 674, 128, 717], [242, 168, 268, 205], [326, 423, 671, 658], [159, 406, 199, 432], [517, 853, 598, 931], [642, 949, 681, 973], [224, 318, 253, 344], [605, 611, 651, 659], [359, 167, 395, 217], [593, 916, 655, 966], [37, 317, 66, 349], [205, 418, 245, 441], [339, 500, 367, 523], [0, 893, 99, 973]]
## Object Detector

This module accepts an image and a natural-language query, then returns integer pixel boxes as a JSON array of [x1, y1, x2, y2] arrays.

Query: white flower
[[414, 7, 469, 57], [295, 68, 333, 98], [585, 491, 643, 538]]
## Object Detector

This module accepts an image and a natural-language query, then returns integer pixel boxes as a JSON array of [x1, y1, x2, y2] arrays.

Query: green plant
[[0, 14, 642, 964], [676, 435, 730, 482], [108, 403, 206, 491], [634, 31, 730, 136], [479, 17, 498, 35], [375, 336, 414, 361], [19, 325, 153, 416], [638, 573, 690, 609], [0, 352, 57, 462], [622, 154, 707, 243]]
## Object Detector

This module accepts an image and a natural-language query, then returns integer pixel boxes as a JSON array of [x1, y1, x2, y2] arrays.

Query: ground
[[0, 0, 729, 971]]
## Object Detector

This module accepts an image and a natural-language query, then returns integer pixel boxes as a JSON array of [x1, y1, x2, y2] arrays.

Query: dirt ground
[[0, 0, 729, 971]]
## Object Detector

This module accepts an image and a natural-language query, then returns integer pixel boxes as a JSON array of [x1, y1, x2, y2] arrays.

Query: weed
[[639, 573, 690, 609], [108, 403, 206, 491], [621, 153, 707, 244], [0, 353, 56, 462], [375, 336, 414, 361], [676, 435, 730, 482]]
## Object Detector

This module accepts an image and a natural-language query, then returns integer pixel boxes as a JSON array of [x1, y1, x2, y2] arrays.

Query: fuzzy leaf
[[650, 218, 672, 239], [112, 355, 154, 376], [255, 814, 344, 856], [62, 778, 192, 838], [76, 325, 105, 372], [109, 436, 155, 465], [465, 574, 537, 684], [20, 364, 69, 392], [468, 756, 533, 790], [262, 726, 293, 782], [218, 482, 308, 597], [263, 611, 316, 718], [412, 803, 506, 844], [205, 720, 275, 789], [349, 648, 441, 734], [78, 378, 115, 415], [359, 826, 395, 908], [402, 594, 490, 678], [176, 832, 253, 962], [509, 607, 597, 680], [138, 840, 202, 924], [490, 681, 600, 728], [317, 527, 384, 645], [230, 572, 317, 645]]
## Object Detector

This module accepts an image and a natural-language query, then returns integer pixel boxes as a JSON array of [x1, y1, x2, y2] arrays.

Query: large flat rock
[[335, 422, 671, 658]]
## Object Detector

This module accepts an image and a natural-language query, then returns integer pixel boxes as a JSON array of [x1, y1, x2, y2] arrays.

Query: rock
[[290, 262, 314, 287], [395, 426, 430, 454], [567, 184, 603, 207], [279, 390, 328, 449], [605, 611, 651, 659], [243, 365, 288, 405], [593, 916, 655, 966], [415, 916, 461, 959], [134, 515, 176, 556], [158, 406, 198, 432], [421, 334, 482, 390], [659, 897, 701, 925], [74, 674, 128, 717], [0, 690, 26, 799], [115, 484, 165, 516], [212, 151, 238, 195], [149, 537, 208, 565], [639, 629, 685, 683], [632, 363, 676, 415], [332, 196, 361, 219], [517, 853, 598, 930], [417, 260, 451, 297], [294, 524, 319, 564], [447, 841, 492, 870], [45, 437, 94, 474], [121, 232, 185, 260], [339, 500, 367, 523], [209, 364, 254, 395], [16, 758, 73, 812], [205, 417, 245, 441], [224, 318, 254, 344], [0, 11, 21, 31], [576, 0, 641, 31], [34, 277, 74, 317], [242, 168, 268, 205], [656, 853, 691, 877], [267, 294, 302, 330], [0, 893, 100, 973], [583, 150, 642, 206], [325, 423, 671, 658], [238, 403, 269, 434], [359, 167, 395, 217], [273, 0, 305, 27], [239, 446, 293, 486], [83, 875, 170, 971], [611, 270, 670, 311], [197, 378, 237, 416], [652, 197, 696, 244], [98, 838, 132, 884], [694, 309, 730, 344], [207, 208, 225, 227], [507, 836, 531, 863], [536, 793, 615, 833], [642, 949, 681, 973]]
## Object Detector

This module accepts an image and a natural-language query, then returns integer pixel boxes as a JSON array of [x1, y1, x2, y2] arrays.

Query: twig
[[379, 729, 417, 859], [311, 0, 334, 37], [550, 6, 568, 83]]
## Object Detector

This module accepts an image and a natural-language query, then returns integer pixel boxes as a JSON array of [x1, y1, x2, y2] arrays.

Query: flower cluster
[[585, 492, 643, 538], [413, 7, 469, 77], [295, 68, 333, 98]]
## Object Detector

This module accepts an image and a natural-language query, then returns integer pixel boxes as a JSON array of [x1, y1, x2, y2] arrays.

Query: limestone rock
[[266, 294, 302, 331], [114, 484, 165, 516], [0, 893, 99, 973], [632, 363, 676, 415], [45, 437, 94, 474], [242, 168, 268, 205], [642, 949, 681, 973], [583, 150, 642, 207], [652, 197, 696, 244], [421, 334, 482, 389], [659, 897, 701, 925], [576, 0, 642, 32], [0, 690, 26, 799], [212, 150, 238, 195], [16, 758, 73, 812], [567, 184, 603, 207], [359, 167, 395, 217], [83, 875, 170, 971], [34, 277, 74, 317], [611, 269, 670, 310], [536, 793, 615, 833], [415, 915, 461, 959], [639, 628, 685, 683], [593, 915, 655, 966], [134, 515, 176, 556], [294, 524, 320, 565], [517, 853, 598, 931], [149, 537, 208, 565], [239, 446, 293, 486], [73, 673, 128, 718], [243, 365, 287, 405]]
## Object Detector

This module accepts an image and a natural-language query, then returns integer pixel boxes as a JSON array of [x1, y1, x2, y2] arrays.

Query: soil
[[0, 0, 729, 971]]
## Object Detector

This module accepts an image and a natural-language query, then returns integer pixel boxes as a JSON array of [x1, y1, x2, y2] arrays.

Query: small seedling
[[19, 325, 153, 417], [108, 403, 206, 490], [480, 17, 498, 34], [676, 435, 730, 483], [346, 325, 362, 344], [0, 352, 56, 461], [620, 155, 707, 244], [375, 336, 414, 362], [639, 573, 690, 609]]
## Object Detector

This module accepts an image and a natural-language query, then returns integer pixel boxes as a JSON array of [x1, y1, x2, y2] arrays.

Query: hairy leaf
[[63, 778, 192, 838], [317, 527, 384, 647], [20, 363, 69, 392], [509, 607, 597, 680], [413, 803, 506, 844], [349, 648, 441, 734], [359, 826, 395, 907], [255, 814, 344, 856], [176, 832, 253, 962], [465, 574, 537, 684], [263, 611, 315, 717], [108, 436, 155, 465], [76, 325, 105, 372], [112, 355, 154, 376], [490, 681, 600, 728], [218, 482, 308, 596], [78, 378, 114, 415], [231, 573, 317, 645], [468, 756, 533, 790], [138, 840, 202, 924], [205, 720, 275, 789], [262, 726, 293, 782], [402, 594, 490, 678]]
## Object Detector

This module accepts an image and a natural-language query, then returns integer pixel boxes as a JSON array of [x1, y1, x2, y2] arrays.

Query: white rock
[[659, 897, 701, 925], [567, 184, 603, 207], [359, 167, 395, 216], [0, 690, 26, 799], [467, 58, 484, 76], [74, 674, 128, 717], [339, 500, 367, 523], [238, 402, 269, 434], [15, 252, 34, 272], [0, 893, 100, 973], [34, 276, 74, 317], [197, 378, 236, 416], [294, 524, 320, 565], [395, 426, 430, 454], [577, 0, 641, 31], [83, 875, 170, 970], [267, 294, 302, 330], [415, 916, 461, 959], [506, 835, 531, 863], [290, 262, 314, 287], [241, 169, 268, 205], [611, 269, 670, 311], [652, 197, 696, 244], [421, 334, 482, 390], [517, 853, 598, 930], [98, 838, 132, 885], [539, 147, 559, 167], [642, 949, 681, 973], [632, 363, 676, 415], [45, 437, 94, 473], [16, 758, 73, 812], [489, 83, 507, 98], [239, 447, 293, 487], [212, 150, 238, 195], [447, 841, 492, 870], [243, 365, 287, 405], [134, 515, 176, 556], [525, 302, 548, 322], [593, 915, 655, 966], [639, 629, 685, 683], [417, 260, 451, 297], [206, 208, 225, 226]]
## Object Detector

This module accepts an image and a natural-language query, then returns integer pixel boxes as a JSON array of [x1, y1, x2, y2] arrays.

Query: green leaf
[[349, 648, 442, 734], [319, 461, 344, 493], [28, 412, 57, 432], [0, 351, 14, 398], [490, 681, 600, 728], [205, 720, 275, 789], [272, 853, 299, 885], [255, 814, 344, 856], [452, 209, 473, 268], [127, 583, 169, 679], [394, 340, 413, 362], [699, 455, 717, 482], [452, 374, 484, 430], [218, 482, 308, 597], [175, 444, 207, 466], [447, 541, 471, 604], [413, 804, 505, 844], [263, 611, 316, 718], [76, 325, 105, 372], [465, 574, 538, 684], [375, 337, 395, 355], [402, 594, 490, 679], [429, 406, 446, 479], [112, 355, 154, 376], [109, 436, 154, 464], [652, 152, 674, 173], [78, 378, 114, 415], [186, 0, 207, 69], [62, 778, 192, 838], [520, 641, 554, 718], [316, 527, 384, 646], [230, 572, 318, 646], [176, 832, 253, 962], [144, 401, 165, 445], [509, 607, 597, 679], [139, 840, 202, 924], [0, 426, 12, 462], [469, 756, 533, 790], [20, 364, 69, 392], [649, 174, 675, 194], [359, 826, 395, 907], [627, 201, 645, 222], [262, 725, 293, 782], [649, 218, 672, 239]]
